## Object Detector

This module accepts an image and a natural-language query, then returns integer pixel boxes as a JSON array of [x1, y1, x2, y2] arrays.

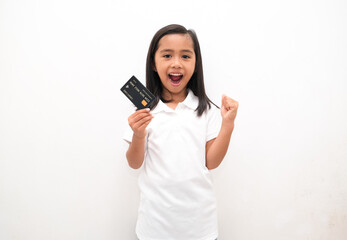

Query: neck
[[162, 88, 188, 104]]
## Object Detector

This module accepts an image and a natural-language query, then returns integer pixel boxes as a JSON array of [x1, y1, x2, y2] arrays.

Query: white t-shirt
[[123, 89, 222, 240]]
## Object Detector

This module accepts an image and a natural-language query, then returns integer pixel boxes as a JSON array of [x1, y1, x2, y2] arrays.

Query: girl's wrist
[[132, 133, 147, 141], [221, 121, 234, 134]]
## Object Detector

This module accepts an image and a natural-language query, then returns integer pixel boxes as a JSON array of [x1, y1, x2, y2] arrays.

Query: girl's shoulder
[[202, 101, 221, 123]]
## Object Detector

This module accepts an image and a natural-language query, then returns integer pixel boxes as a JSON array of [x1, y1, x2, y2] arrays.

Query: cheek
[[156, 66, 168, 80], [190, 57, 196, 71], [190, 61, 196, 73], [153, 56, 158, 72]]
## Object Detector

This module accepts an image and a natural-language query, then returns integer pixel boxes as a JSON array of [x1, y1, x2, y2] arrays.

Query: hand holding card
[[120, 76, 155, 110], [127, 108, 153, 139]]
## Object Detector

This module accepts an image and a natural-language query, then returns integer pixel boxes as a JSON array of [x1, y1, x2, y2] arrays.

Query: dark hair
[[146, 24, 217, 116]]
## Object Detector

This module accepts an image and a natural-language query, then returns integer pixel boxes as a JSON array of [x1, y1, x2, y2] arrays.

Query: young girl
[[124, 24, 238, 240]]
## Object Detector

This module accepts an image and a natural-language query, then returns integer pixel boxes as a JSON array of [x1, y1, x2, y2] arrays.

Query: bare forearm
[[126, 135, 146, 169], [206, 123, 234, 170]]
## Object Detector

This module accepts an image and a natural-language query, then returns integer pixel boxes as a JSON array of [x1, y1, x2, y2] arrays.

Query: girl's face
[[154, 33, 196, 100]]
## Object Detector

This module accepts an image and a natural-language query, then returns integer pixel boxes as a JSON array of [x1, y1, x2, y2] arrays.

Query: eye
[[182, 55, 191, 59], [163, 54, 171, 58]]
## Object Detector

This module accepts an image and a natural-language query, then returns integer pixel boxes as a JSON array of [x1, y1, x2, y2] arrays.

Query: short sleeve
[[206, 105, 222, 142]]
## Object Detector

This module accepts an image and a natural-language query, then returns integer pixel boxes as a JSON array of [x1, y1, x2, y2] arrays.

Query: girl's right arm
[[126, 108, 154, 169]]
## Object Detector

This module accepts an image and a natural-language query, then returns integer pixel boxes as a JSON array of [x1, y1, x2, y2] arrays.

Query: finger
[[131, 112, 153, 123], [130, 108, 150, 118], [129, 110, 152, 124], [131, 115, 154, 129], [133, 119, 153, 134], [133, 114, 153, 126], [222, 94, 233, 110], [136, 118, 153, 131], [130, 108, 150, 117], [130, 111, 151, 119], [137, 108, 150, 113], [228, 99, 238, 109]]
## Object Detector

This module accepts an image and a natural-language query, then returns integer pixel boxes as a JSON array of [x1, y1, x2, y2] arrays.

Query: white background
[[1, 0, 347, 239]]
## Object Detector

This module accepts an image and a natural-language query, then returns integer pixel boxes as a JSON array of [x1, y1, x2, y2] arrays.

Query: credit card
[[120, 76, 155, 110]]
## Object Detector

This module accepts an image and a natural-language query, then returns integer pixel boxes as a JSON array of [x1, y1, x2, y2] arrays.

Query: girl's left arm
[[206, 95, 238, 170]]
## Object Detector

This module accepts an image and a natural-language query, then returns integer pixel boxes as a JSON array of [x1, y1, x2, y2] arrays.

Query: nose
[[171, 56, 182, 68]]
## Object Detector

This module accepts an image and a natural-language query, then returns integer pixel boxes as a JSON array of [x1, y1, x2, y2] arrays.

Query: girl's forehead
[[157, 33, 194, 50]]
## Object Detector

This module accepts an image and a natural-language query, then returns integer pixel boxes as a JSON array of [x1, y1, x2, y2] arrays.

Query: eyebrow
[[159, 49, 194, 54]]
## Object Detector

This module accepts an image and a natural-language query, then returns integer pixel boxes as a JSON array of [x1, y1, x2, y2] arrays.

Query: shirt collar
[[151, 89, 198, 114], [180, 89, 199, 110]]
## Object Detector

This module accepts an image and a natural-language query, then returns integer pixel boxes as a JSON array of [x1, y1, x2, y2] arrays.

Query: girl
[[124, 24, 238, 240]]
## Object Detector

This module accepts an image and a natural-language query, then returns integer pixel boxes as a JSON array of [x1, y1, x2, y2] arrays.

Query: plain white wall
[[1, 0, 346, 239]]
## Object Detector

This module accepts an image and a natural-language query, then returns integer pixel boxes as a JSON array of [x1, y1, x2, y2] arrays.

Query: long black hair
[[146, 24, 217, 116]]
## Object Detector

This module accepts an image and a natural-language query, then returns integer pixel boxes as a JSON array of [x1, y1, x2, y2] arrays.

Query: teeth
[[169, 73, 183, 76]]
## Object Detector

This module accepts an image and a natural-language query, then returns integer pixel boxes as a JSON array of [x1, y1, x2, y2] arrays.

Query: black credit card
[[120, 76, 155, 110]]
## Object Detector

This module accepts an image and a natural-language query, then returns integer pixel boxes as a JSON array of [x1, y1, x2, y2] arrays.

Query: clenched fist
[[221, 94, 238, 128]]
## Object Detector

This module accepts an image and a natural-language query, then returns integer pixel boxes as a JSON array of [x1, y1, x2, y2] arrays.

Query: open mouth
[[169, 73, 183, 86]]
